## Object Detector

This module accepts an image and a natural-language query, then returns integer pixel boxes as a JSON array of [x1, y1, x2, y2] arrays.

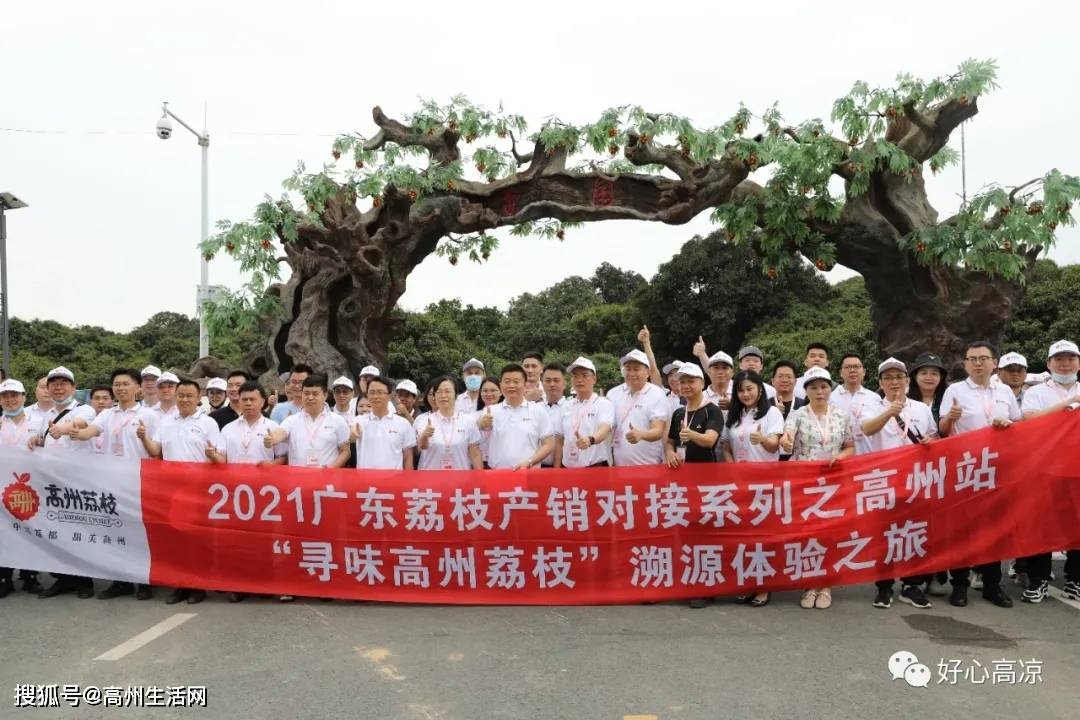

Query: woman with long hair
[[415, 376, 483, 470]]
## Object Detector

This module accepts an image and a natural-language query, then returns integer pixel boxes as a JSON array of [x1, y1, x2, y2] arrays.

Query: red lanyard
[[436, 413, 457, 449], [617, 390, 640, 429], [241, 417, 265, 449], [571, 396, 594, 437]]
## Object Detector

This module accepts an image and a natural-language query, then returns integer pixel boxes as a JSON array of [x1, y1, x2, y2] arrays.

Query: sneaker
[[800, 589, 818, 609], [0, 579, 12, 599], [814, 588, 832, 609], [971, 573, 984, 590], [949, 585, 968, 607], [872, 587, 893, 609], [981, 585, 1013, 608], [926, 577, 948, 596], [278, 595, 295, 603], [1064, 581, 1080, 601], [1021, 581, 1049, 604], [900, 584, 932, 609]]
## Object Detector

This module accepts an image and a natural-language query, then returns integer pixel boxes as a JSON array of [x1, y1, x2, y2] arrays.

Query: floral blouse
[[784, 404, 853, 461]]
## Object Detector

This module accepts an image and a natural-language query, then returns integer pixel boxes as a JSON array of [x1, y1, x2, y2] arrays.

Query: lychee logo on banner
[[3, 472, 40, 521]]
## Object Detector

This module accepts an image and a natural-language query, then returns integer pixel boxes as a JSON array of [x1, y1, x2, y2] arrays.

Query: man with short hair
[[860, 358, 938, 610], [939, 340, 1021, 609], [477, 364, 554, 469], [737, 346, 778, 399], [607, 350, 669, 466], [351, 376, 416, 471], [140, 365, 161, 408], [140, 379, 223, 605], [830, 353, 878, 455], [1019, 340, 1080, 603], [31, 367, 99, 599], [554, 357, 614, 468], [270, 364, 313, 422], [210, 370, 250, 430], [771, 360, 806, 460], [71, 368, 159, 601], [150, 372, 181, 424], [205, 377, 228, 411], [25, 377, 55, 430], [456, 358, 486, 414], [661, 360, 686, 415], [394, 380, 420, 424], [996, 352, 1028, 403], [794, 343, 830, 400], [539, 363, 567, 467], [521, 352, 545, 403]]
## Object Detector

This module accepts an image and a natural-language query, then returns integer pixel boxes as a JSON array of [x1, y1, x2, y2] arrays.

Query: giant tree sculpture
[[203, 60, 1079, 381]]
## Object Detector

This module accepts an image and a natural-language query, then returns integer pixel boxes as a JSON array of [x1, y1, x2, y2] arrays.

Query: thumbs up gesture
[[626, 423, 641, 445], [692, 336, 706, 357], [749, 423, 764, 445], [888, 400, 905, 417], [575, 432, 590, 450], [205, 440, 217, 460], [637, 325, 651, 346], [136, 420, 146, 440], [263, 430, 274, 448], [349, 420, 362, 443], [422, 418, 435, 439], [948, 404, 963, 420], [477, 406, 493, 430], [780, 432, 794, 454]]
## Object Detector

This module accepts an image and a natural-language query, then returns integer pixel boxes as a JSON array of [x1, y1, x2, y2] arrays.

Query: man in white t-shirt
[[736, 347, 778, 399], [607, 350, 668, 466], [221, 382, 287, 466], [330, 376, 357, 418], [149, 372, 181, 424], [521, 352, 545, 403], [860, 358, 939, 611], [25, 377, 55, 429], [456, 358, 486, 414], [939, 340, 1021, 610], [70, 368, 159, 601], [794, 342, 831, 400], [353, 376, 416, 470], [539, 363, 567, 467], [554, 357, 614, 468], [1018, 339, 1080, 604], [140, 365, 161, 408], [477, 363, 554, 469], [266, 374, 351, 469], [829, 352, 879, 455]]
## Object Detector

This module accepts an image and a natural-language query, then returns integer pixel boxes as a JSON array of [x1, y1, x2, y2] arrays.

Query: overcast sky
[[3, 0, 1078, 333]]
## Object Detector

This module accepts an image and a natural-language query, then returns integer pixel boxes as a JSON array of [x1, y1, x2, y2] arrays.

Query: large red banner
[[142, 411, 1080, 604]]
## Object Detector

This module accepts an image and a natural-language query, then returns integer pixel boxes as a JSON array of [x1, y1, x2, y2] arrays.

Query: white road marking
[[1047, 585, 1080, 611], [94, 613, 197, 661]]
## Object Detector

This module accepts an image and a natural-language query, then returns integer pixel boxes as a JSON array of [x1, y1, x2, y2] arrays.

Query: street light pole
[[0, 192, 29, 378], [159, 102, 211, 358]]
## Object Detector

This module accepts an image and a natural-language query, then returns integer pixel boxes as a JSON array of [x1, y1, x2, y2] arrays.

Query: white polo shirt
[[25, 403, 57, 430], [861, 397, 938, 453], [0, 414, 45, 450], [148, 403, 180, 425], [940, 378, 1022, 435], [1021, 379, 1080, 416], [43, 401, 97, 453], [331, 398, 357, 419], [608, 382, 669, 466], [153, 410, 222, 462], [723, 406, 785, 462], [487, 399, 553, 469], [554, 394, 615, 468], [281, 409, 351, 468], [355, 411, 417, 470], [221, 415, 287, 464], [413, 411, 481, 470], [539, 397, 566, 466], [455, 392, 481, 415], [92, 404, 160, 460], [830, 385, 880, 455]]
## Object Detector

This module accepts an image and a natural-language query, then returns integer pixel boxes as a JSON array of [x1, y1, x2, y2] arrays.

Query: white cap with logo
[[206, 378, 228, 392], [0, 379, 26, 394], [998, 352, 1028, 369], [802, 366, 832, 385], [708, 351, 734, 368], [47, 366, 75, 383], [619, 349, 650, 368], [677, 363, 705, 380], [566, 357, 596, 374], [332, 376, 354, 390], [661, 360, 684, 375], [359, 365, 381, 378], [877, 357, 907, 375], [395, 379, 419, 396], [156, 372, 180, 386], [1048, 340, 1080, 358], [141, 365, 162, 379]]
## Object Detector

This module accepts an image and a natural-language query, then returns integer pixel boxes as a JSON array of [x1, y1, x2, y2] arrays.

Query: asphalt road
[[1, 568, 1077, 720]]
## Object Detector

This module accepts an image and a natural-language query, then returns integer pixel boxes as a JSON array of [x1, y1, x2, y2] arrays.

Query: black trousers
[[876, 575, 930, 591], [1025, 549, 1080, 586], [0, 567, 11, 583], [949, 561, 1002, 589]]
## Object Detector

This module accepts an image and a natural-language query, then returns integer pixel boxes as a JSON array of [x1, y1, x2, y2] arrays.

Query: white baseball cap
[[206, 378, 228, 392], [1048, 340, 1080, 358], [359, 365, 381, 378], [332, 375, 354, 390], [619, 349, 650, 368], [395, 379, 419, 396], [708, 351, 734, 368], [998, 352, 1028, 369], [677, 363, 705, 380], [802, 366, 832, 386], [0, 379, 26, 394], [661, 360, 684, 375], [567, 356, 596, 374], [877, 357, 907, 375], [47, 366, 75, 383], [462, 358, 485, 372], [141, 365, 162, 378], [156, 372, 180, 386]]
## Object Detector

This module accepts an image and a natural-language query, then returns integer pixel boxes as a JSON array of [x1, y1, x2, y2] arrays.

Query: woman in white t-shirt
[[722, 370, 784, 608], [415, 377, 483, 470], [472, 377, 503, 468]]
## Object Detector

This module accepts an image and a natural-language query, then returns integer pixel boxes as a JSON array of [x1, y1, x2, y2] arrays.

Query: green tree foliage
[[1002, 259, 1080, 371], [635, 232, 829, 361], [591, 263, 647, 305]]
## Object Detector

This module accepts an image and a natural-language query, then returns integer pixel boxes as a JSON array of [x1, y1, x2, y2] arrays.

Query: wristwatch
[[588, 436, 597, 446]]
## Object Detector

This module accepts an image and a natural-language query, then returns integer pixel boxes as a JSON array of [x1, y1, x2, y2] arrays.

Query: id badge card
[[568, 446, 579, 461], [112, 441, 124, 457], [441, 452, 454, 470], [677, 446, 687, 462], [307, 450, 321, 466]]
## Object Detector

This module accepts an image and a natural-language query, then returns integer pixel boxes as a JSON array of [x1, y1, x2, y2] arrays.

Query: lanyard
[[0, 417, 29, 446], [303, 412, 327, 447], [1047, 380, 1079, 403], [616, 390, 640, 429], [112, 408, 138, 441], [809, 406, 832, 446], [436, 412, 457, 449], [241, 417, 265, 450], [571, 396, 594, 437]]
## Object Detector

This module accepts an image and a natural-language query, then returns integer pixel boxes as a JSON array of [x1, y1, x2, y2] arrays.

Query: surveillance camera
[[156, 116, 173, 140]]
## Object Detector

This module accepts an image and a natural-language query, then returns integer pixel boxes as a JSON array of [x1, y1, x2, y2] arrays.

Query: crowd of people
[[1, 329, 1077, 612]]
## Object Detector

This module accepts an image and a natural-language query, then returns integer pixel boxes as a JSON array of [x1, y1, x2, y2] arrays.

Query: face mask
[[1052, 372, 1078, 385], [464, 375, 483, 392], [3, 407, 24, 417], [53, 394, 74, 406]]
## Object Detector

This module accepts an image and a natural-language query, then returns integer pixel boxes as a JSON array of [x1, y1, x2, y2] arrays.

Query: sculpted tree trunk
[[211, 65, 1073, 380]]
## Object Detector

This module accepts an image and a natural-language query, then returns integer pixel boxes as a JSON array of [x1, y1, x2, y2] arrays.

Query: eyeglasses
[[841, 364, 863, 371], [965, 356, 994, 364], [880, 374, 907, 382]]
